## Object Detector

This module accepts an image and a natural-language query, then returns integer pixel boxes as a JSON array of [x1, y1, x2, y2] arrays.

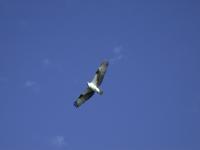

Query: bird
[[74, 60, 109, 108]]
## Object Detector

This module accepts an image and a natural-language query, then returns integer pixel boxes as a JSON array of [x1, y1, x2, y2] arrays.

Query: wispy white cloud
[[42, 58, 51, 66], [51, 136, 67, 148], [25, 80, 36, 87], [24, 80, 40, 92], [113, 46, 123, 54], [109, 46, 124, 64], [42, 58, 64, 72]]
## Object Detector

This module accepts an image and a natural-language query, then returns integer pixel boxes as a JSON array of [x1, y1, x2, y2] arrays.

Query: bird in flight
[[74, 61, 109, 108]]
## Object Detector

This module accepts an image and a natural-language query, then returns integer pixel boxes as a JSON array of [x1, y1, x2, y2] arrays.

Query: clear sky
[[0, 0, 200, 150]]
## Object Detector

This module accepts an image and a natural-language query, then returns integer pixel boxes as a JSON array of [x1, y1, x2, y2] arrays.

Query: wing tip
[[74, 101, 80, 108], [102, 60, 109, 66]]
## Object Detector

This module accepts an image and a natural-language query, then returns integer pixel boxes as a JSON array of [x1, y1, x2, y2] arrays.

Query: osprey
[[74, 61, 109, 108]]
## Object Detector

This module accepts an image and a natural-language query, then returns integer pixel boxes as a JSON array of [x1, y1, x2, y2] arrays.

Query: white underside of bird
[[87, 82, 103, 95]]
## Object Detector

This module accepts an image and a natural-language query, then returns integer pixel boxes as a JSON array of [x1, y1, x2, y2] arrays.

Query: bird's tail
[[99, 89, 103, 95]]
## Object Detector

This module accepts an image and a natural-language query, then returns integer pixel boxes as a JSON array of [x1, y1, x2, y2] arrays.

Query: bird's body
[[74, 61, 109, 108], [87, 82, 102, 95]]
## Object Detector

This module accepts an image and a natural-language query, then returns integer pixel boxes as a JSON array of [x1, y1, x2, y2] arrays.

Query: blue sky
[[0, 0, 200, 150]]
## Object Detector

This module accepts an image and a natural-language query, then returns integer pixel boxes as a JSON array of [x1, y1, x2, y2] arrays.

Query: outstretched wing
[[91, 61, 109, 86], [74, 87, 95, 108]]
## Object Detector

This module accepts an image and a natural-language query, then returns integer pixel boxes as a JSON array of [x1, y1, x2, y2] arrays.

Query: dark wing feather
[[92, 61, 109, 86], [74, 87, 95, 108]]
